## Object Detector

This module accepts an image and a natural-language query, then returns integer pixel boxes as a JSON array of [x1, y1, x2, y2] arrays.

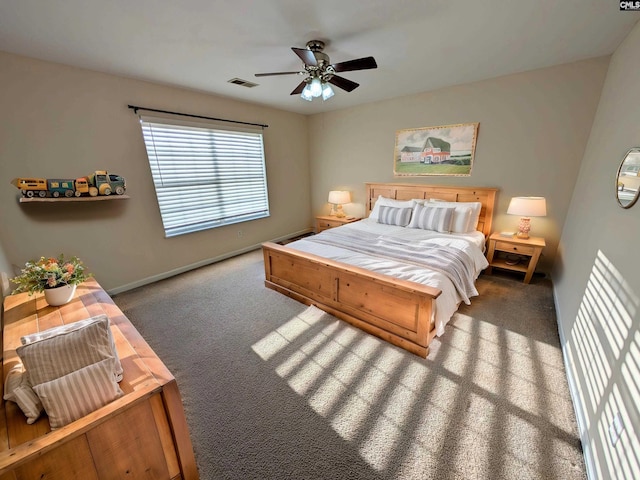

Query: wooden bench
[[0, 278, 198, 479]]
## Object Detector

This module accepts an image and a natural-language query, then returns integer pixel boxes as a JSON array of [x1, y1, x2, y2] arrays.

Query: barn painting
[[394, 123, 479, 176]]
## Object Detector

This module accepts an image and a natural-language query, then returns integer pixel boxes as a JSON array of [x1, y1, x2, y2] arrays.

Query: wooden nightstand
[[316, 215, 360, 233], [486, 232, 545, 284]]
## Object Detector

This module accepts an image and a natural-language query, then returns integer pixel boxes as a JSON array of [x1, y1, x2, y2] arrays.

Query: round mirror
[[616, 147, 640, 209]]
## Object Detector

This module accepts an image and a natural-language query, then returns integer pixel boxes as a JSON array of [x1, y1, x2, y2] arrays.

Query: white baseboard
[[107, 228, 313, 296], [553, 287, 596, 480]]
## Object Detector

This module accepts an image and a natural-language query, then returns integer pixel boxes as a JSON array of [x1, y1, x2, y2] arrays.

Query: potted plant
[[11, 255, 91, 306]]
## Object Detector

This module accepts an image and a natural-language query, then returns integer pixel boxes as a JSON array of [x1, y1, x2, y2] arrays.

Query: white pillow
[[449, 206, 472, 233], [369, 195, 416, 221], [3, 364, 43, 424], [408, 204, 455, 233], [429, 199, 482, 232], [3, 364, 23, 403]]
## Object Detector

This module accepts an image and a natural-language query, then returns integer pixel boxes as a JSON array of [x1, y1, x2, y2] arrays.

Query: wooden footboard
[[262, 242, 441, 357]]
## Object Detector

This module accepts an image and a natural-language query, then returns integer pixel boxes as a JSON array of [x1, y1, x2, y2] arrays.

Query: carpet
[[113, 249, 586, 480]]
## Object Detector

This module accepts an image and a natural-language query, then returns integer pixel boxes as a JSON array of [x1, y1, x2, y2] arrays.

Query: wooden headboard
[[365, 182, 498, 238]]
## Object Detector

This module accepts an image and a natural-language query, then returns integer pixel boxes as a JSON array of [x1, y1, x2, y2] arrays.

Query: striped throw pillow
[[409, 204, 455, 233], [33, 358, 123, 429], [429, 199, 482, 232], [377, 205, 413, 227], [16, 316, 117, 387], [20, 315, 123, 382]]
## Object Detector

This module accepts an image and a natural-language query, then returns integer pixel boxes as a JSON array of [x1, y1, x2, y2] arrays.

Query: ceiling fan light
[[322, 83, 334, 101], [301, 83, 313, 101], [310, 77, 323, 97]]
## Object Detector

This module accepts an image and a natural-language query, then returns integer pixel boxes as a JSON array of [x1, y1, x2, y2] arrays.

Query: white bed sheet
[[287, 218, 488, 336]]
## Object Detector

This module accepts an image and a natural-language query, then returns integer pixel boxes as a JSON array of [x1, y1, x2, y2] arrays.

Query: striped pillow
[[409, 204, 455, 233], [377, 205, 413, 226], [20, 315, 123, 382], [33, 358, 123, 429], [369, 196, 416, 221], [429, 199, 482, 232], [16, 316, 117, 387]]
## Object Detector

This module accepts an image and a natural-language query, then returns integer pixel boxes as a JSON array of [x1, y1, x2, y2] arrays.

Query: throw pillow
[[4, 365, 44, 424], [377, 205, 413, 227], [16, 316, 118, 387], [33, 358, 123, 429], [20, 314, 123, 382], [369, 196, 416, 221], [429, 199, 482, 232], [409, 204, 455, 233]]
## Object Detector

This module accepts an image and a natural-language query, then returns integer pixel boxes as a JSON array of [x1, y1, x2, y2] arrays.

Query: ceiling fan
[[255, 40, 377, 101]]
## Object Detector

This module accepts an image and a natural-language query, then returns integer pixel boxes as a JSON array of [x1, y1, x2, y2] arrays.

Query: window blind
[[139, 116, 269, 237]]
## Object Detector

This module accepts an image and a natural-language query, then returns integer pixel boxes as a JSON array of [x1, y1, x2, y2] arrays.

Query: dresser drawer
[[494, 241, 536, 256]]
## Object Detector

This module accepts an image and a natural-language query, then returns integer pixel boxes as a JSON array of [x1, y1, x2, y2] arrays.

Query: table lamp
[[328, 190, 350, 218], [507, 196, 546, 239]]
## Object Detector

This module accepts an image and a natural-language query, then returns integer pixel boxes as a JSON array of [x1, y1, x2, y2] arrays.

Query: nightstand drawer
[[494, 241, 536, 256], [316, 215, 361, 233], [318, 219, 342, 229]]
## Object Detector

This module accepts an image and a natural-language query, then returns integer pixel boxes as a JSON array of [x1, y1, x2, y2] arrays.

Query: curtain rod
[[127, 104, 268, 128]]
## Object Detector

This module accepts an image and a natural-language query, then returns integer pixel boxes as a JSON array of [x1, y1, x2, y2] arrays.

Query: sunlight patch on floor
[[252, 303, 583, 477]]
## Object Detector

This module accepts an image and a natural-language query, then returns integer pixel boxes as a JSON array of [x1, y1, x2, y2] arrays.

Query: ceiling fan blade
[[292, 47, 318, 66], [255, 71, 303, 77], [290, 81, 307, 95], [328, 75, 359, 92], [331, 56, 377, 72]]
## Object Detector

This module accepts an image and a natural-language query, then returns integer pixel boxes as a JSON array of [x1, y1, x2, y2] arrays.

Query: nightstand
[[486, 232, 545, 284], [315, 215, 360, 233]]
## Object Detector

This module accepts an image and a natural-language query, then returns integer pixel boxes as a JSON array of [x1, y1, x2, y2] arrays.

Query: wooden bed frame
[[262, 183, 497, 358]]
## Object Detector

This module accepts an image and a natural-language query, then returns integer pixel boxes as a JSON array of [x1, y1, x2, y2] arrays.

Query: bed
[[262, 183, 497, 358]]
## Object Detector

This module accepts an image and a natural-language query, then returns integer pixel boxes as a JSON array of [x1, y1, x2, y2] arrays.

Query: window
[[138, 116, 269, 237]]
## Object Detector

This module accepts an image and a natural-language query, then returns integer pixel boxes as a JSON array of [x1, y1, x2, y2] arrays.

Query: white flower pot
[[44, 284, 77, 306]]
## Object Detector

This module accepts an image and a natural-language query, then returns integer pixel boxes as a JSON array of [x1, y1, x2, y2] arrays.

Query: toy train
[[11, 171, 126, 198]]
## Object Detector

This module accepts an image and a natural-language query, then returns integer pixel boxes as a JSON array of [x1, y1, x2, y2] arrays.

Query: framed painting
[[393, 122, 479, 176]]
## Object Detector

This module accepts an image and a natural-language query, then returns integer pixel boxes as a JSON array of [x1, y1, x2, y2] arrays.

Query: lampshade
[[301, 79, 335, 102], [328, 190, 350, 205], [309, 78, 323, 97], [328, 190, 350, 218], [507, 197, 547, 217], [301, 83, 313, 101], [507, 196, 546, 239], [322, 82, 334, 100]]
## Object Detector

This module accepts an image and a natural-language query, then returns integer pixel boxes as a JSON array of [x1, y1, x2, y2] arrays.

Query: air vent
[[228, 78, 259, 88]]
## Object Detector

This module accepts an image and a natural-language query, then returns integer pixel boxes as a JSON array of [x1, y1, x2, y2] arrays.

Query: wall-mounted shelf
[[19, 195, 130, 203]]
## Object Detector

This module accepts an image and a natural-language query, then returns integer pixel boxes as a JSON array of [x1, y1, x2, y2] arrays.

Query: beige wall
[[0, 51, 311, 293], [308, 57, 609, 273], [0, 51, 609, 291], [0, 240, 12, 307], [553, 21, 640, 480]]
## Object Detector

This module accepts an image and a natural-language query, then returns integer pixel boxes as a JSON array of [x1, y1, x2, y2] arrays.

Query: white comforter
[[286, 218, 488, 336]]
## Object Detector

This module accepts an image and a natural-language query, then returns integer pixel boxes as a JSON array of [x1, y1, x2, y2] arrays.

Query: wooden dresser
[[0, 278, 198, 479]]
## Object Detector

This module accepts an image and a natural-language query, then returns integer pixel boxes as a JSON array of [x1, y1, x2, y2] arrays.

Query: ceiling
[[0, 1, 638, 115]]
